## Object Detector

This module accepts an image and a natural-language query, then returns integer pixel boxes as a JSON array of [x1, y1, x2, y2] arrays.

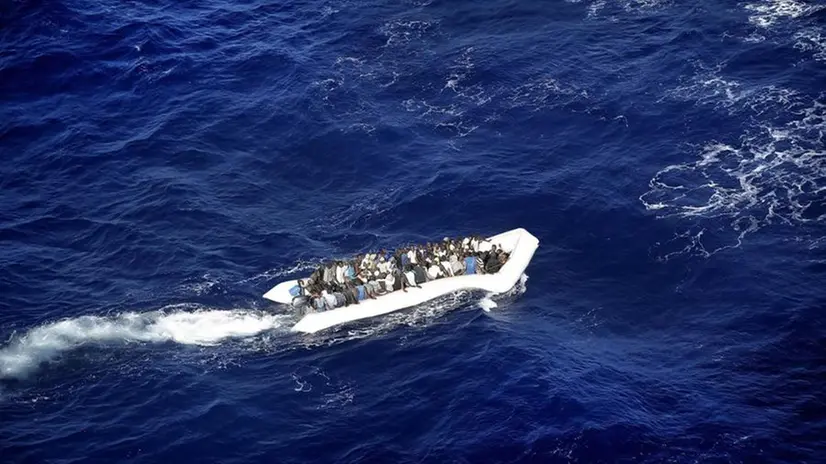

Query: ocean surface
[[1, 0, 825, 462]]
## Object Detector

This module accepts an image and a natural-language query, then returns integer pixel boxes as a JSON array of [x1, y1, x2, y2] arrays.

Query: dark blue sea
[[2, 0, 825, 462]]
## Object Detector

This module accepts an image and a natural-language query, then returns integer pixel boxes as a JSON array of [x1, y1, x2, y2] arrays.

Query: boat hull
[[263, 228, 539, 334]]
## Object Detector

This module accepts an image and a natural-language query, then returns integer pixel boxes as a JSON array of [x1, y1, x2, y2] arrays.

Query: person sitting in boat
[[335, 289, 348, 307], [344, 261, 357, 284], [483, 246, 506, 274], [384, 271, 397, 292], [343, 283, 360, 306], [449, 253, 464, 276], [412, 263, 428, 285], [299, 233, 511, 311], [360, 283, 379, 301], [311, 295, 324, 312], [321, 262, 334, 286], [404, 268, 420, 288], [321, 290, 337, 310], [365, 279, 384, 297], [374, 256, 387, 275], [356, 268, 371, 286], [427, 258, 443, 280], [399, 248, 410, 270], [397, 266, 412, 291]]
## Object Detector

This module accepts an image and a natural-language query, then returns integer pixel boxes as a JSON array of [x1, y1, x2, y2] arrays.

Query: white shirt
[[441, 260, 454, 276], [322, 291, 337, 309], [427, 265, 442, 280]]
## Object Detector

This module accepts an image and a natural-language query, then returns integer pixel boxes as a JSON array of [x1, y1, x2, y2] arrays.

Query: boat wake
[[2, 273, 531, 380], [0, 304, 292, 379]]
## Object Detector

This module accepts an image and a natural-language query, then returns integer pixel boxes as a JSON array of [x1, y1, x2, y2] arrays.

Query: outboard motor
[[291, 296, 309, 316]]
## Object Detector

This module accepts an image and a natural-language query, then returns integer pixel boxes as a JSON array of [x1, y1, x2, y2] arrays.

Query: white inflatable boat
[[263, 228, 539, 334]]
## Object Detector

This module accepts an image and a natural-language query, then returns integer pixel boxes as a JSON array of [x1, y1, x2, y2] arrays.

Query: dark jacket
[[413, 265, 428, 284]]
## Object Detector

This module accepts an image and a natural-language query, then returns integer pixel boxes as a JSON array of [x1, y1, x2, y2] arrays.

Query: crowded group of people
[[289, 235, 511, 313]]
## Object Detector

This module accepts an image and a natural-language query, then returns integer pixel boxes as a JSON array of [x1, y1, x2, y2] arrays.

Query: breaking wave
[[0, 305, 291, 379]]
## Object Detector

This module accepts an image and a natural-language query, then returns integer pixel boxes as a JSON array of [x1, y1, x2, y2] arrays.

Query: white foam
[[320, 5, 339, 18], [794, 29, 826, 62], [0, 305, 289, 379], [665, 62, 799, 114], [744, 0, 823, 28], [587, 0, 606, 17], [582, 0, 668, 17], [238, 260, 322, 284], [479, 296, 498, 312], [379, 19, 438, 47], [642, 89, 826, 258], [479, 273, 529, 311], [179, 273, 223, 295], [508, 77, 580, 110]]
